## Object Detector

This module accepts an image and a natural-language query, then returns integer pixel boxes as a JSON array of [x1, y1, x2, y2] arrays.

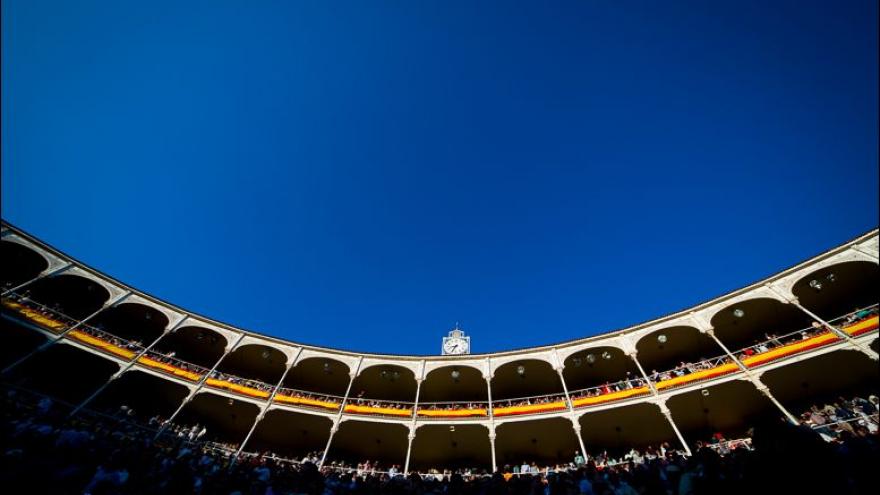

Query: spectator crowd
[[1, 384, 877, 495]]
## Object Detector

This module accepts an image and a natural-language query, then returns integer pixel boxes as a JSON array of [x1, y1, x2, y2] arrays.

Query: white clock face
[[443, 337, 468, 354]]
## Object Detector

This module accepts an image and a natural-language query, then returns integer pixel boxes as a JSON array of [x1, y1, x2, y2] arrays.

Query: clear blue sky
[[2, 1, 877, 355]]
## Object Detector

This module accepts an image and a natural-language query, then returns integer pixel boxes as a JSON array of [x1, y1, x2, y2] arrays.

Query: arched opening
[[666, 380, 776, 449], [5, 343, 119, 405], [89, 369, 189, 422], [283, 357, 351, 397], [420, 365, 487, 403], [410, 424, 491, 472], [215, 343, 287, 386], [635, 326, 727, 379], [174, 392, 260, 448], [759, 349, 878, 422], [578, 403, 682, 458], [710, 298, 811, 354], [792, 261, 879, 322], [327, 420, 408, 468], [495, 417, 579, 468], [0, 316, 48, 368], [491, 359, 562, 402], [0, 241, 48, 290], [24, 274, 110, 320], [563, 347, 641, 394], [88, 303, 169, 346], [151, 325, 227, 369], [349, 364, 417, 402], [243, 409, 332, 459]]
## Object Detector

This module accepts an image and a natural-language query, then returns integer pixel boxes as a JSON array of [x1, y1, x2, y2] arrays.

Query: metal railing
[[415, 400, 490, 418], [649, 353, 736, 391], [345, 396, 416, 418], [205, 370, 276, 398], [139, 349, 210, 381], [1, 292, 80, 333], [273, 386, 344, 412], [4, 292, 877, 423], [568, 377, 652, 407], [69, 323, 145, 357], [731, 304, 879, 369]]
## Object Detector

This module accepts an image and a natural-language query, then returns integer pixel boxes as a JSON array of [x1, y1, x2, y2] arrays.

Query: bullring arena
[[1, 221, 878, 493]]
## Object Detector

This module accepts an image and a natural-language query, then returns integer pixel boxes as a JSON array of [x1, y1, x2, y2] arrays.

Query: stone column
[[235, 347, 302, 456], [403, 428, 417, 475], [765, 286, 877, 359], [70, 315, 190, 416], [659, 401, 692, 456], [154, 333, 245, 439], [320, 356, 363, 467]]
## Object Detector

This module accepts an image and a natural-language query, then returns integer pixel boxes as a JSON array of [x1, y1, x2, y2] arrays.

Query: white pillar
[[485, 375, 494, 419], [765, 286, 877, 359], [154, 333, 245, 440], [704, 328, 750, 373], [235, 347, 302, 456], [489, 429, 497, 473], [403, 428, 416, 475], [754, 379, 799, 425], [2, 290, 132, 375], [628, 351, 657, 395], [659, 402, 692, 456], [70, 316, 189, 416], [320, 356, 362, 467], [571, 418, 587, 461], [555, 365, 574, 412]]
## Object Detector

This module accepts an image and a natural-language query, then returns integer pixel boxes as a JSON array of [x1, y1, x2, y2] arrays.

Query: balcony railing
[[416, 401, 490, 419], [66, 323, 144, 360], [3, 292, 877, 421], [734, 304, 879, 370], [205, 371, 275, 399], [273, 387, 343, 412], [492, 392, 569, 417], [137, 350, 209, 382], [651, 354, 738, 392], [569, 378, 652, 408], [344, 397, 415, 418], [1, 292, 79, 333]]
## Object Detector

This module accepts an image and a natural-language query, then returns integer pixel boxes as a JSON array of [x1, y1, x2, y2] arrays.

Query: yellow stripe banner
[[344, 404, 413, 416], [273, 394, 341, 411], [417, 408, 488, 418], [2, 300, 66, 331], [68, 330, 136, 359], [655, 365, 739, 391], [205, 378, 271, 399], [493, 400, 568, 417], [843, 316, 878, 337], [571, 386, 652, 406]]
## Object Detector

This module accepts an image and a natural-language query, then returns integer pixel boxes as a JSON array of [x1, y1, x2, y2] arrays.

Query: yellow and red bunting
[[273, 394, 341, 411], [571, 386, 652, 406], [2, 300, 67, 331], [493, 400, 568, 417], [742, 332, 839, 368], [417, 408, 488, 418], [843, 316, 878, 337], [655, 364, 739, 391], [205, 378, 271, 399], [136, 356, 202, 381], [68, 329, 137, 359], [344, 404, 413, 417]]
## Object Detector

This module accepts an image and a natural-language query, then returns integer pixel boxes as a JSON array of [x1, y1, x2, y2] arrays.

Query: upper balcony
[[1, 223, 878, 424]]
